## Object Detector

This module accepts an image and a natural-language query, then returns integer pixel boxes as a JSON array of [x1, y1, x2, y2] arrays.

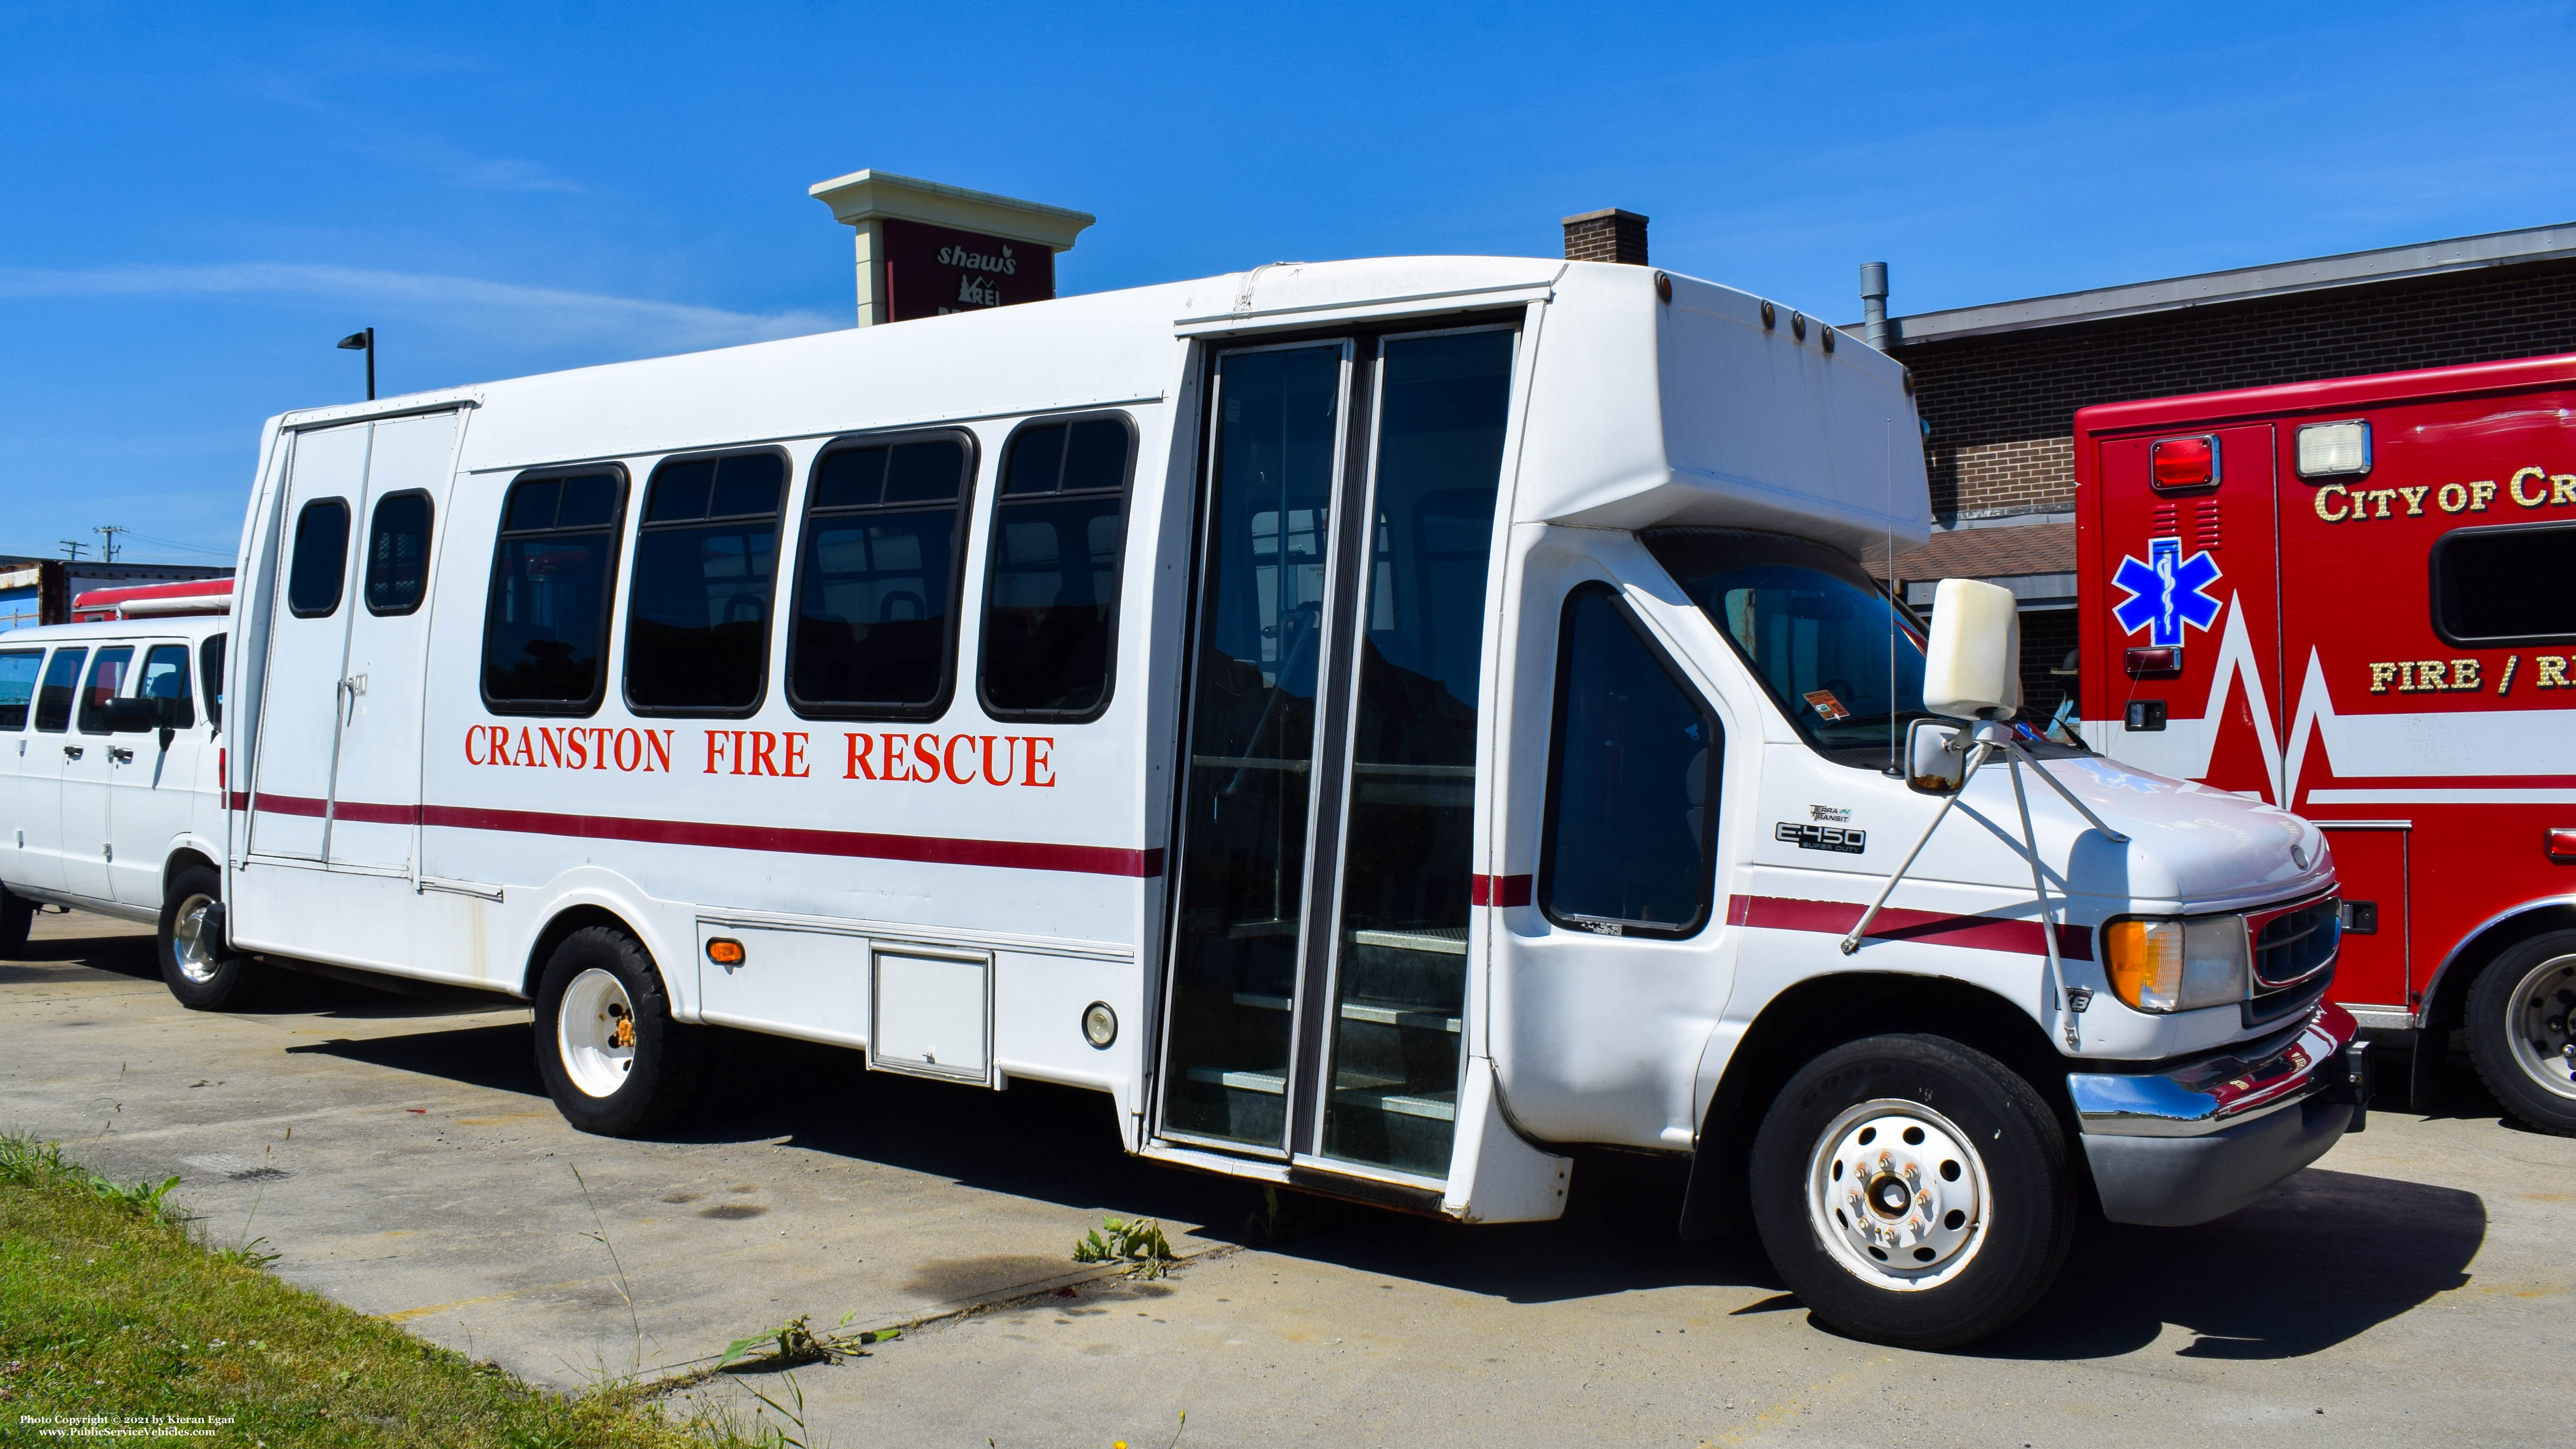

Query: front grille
[[2245, 895, 2339, 1027]]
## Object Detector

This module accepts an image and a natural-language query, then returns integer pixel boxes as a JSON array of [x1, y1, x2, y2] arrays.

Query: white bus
[[137, 256, 2362, 1347]]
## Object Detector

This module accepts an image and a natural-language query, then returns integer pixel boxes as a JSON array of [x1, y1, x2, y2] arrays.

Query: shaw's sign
[[882, 218, 1056, 321]]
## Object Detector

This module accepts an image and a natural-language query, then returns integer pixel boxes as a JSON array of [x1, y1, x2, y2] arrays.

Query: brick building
[[1855, 222, 2576, 723]]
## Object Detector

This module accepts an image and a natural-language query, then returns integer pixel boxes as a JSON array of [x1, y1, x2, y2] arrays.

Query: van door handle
[[109, 746, 135, 764], [62, 745, 83, 761]]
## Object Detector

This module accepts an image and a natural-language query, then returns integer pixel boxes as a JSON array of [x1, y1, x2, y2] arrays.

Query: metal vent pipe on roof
[[1860, 262, 1891, 351]]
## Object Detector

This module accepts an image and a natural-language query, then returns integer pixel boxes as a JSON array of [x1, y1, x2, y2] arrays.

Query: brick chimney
[[1562, 209, 1649, 265]]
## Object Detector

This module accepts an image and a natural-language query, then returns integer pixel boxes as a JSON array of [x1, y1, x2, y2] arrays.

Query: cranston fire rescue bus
[[144, 257, 2365, 1348], [2076, 354, 2576, 1136]]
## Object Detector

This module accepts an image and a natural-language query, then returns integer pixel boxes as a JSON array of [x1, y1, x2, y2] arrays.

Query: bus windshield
[[1646, 528, 1944, 771]]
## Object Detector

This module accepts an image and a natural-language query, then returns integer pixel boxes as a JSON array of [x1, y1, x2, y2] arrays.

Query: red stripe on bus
[[236, 793, 1158, 878], [1471, 873, 1532, 907], [1728, 894, 2094, 962]]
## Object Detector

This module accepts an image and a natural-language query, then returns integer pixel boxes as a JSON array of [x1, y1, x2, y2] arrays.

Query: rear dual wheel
[[1751, 1034, 2073, 1350], [532, 925, 705, 1137]]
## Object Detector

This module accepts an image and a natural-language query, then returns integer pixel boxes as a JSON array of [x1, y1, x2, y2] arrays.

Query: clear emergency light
[[2149, 435, 2219, 491], [2295, 419, 2372, 478]]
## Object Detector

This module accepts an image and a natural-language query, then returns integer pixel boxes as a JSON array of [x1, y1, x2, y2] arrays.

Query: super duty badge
[[1776, 821, 1866, 854]]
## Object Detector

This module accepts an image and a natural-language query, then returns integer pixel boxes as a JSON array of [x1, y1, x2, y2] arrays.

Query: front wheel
[[533, 925, 705, 1137], [158, 863, 264, 1011], [1750, 1033, 2073, 1350], [2467, 931, 2576, 1136]]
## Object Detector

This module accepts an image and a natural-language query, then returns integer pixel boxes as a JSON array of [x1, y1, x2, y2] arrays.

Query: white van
[[198, 257, 2359, 1347], [0, 615, 232, 999]]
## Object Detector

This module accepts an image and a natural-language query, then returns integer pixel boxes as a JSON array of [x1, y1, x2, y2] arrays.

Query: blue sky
[[9, 1, 2576, 563]]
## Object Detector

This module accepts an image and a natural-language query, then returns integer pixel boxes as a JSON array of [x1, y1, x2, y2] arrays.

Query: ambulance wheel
[[158, 863, 264, 1011], [0, 883, 32, 957], [2467, 931, 2576, 1136], [1749, 1033, 2073, 1351], [534, 926, 705, 1138]]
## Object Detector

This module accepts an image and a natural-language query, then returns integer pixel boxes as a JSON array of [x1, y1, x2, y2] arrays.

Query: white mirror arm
[[1839, 741, 1996, 956], [2007, 742, 2130, 844], [2008, 752, 2080, 1052]]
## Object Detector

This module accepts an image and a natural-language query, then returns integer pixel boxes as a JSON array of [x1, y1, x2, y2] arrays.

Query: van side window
[[139, 644, 195, 729], [365, 491, 435, 616], [626, 450, 786, 714], [77, 646, 135, 736], [287, 498, 352, 617], [0, 649, 40, 730], [199, 633, 226, 727], [1539, 586, 1720, 938], [788, 432, 975, 718], [483, 469, 627, 713], [2431, 521, 2576, 646], [979, 416, 1133, 720], [34, 649, 85, 733]]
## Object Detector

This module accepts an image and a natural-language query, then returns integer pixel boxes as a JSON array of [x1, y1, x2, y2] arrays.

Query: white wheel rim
[[1806, 1097, 1991, 1292], [2505, 954, 2576, 1103], [171, 893, 220, 984], [557, 968, 638, 1099]]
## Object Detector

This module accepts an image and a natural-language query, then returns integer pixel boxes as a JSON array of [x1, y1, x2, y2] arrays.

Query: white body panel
[[191, 258, 2324, 1222]]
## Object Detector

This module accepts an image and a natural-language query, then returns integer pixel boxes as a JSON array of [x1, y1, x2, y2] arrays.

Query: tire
[[0, 884, 32, 957], [1749, 1033, 2074, 1350], [2467, 930, 2576, 1136], [532, 925, 705, 1137], [158, 863, 264, 1011]]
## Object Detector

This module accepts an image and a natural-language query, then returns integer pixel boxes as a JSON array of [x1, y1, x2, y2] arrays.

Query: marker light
[[1081, 1001, 1118, 1049], [2149, 435, 2219, 491], [2548, 828, 2576, 863], [705, 938, 746, 967], [2104, 915, 2249, 1012], [2296, 420, 2372, 478]]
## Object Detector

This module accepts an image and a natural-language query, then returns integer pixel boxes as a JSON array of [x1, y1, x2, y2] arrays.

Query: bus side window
[[34, 649, 86, 733], [1538, 586, 1722, 938], [787, 431, 976, 719], [199, 633, 226, 727], [625, 450, 786, 714], [0, 648, 41, 730], [287, 498, 352, 617], [364, 491, 435, 616], [978, 415, 1134, 720], [483, 469, 628, 714]]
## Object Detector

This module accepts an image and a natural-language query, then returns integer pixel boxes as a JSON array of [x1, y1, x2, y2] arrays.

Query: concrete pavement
[[5, 910, 2565, 1447]]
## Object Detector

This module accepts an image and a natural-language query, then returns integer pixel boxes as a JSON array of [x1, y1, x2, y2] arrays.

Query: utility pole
[[94, 526, 124, 563], [59, 540, 86, 562]]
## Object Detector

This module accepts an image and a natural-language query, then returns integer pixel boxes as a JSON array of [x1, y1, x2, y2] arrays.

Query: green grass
[[0, 1134, 774, 1448]]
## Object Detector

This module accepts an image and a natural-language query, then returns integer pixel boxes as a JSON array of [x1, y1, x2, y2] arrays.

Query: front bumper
[[2066, 1002, 2366, 1227]]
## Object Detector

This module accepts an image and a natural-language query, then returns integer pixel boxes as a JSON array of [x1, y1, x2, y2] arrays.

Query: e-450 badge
[[1776, 821, 1866, 854]]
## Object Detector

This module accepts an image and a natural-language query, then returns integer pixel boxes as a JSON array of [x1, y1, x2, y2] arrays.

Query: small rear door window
[[365, 491, 435, 615], [288, 498, 352, 617]]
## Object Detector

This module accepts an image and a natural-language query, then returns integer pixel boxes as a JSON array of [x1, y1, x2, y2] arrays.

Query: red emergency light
[[2548, 828, 2576, 863], [2149, 435, 2220, 491]]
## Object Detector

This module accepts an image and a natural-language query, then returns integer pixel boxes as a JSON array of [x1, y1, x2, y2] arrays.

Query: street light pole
[[336, 327, 376, 401]]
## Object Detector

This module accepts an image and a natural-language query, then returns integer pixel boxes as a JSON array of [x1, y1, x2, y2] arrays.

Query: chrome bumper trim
[[2068, 1002, 2360, 1139]]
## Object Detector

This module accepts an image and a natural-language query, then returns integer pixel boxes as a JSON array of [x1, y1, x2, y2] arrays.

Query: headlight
[[2104, 915, 2248, 1013]]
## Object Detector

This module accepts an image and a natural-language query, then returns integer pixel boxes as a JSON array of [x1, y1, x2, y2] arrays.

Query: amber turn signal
[[705, 938, 746, 966]]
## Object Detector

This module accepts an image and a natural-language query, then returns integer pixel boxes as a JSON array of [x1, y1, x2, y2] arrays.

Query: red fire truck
[[2075, 354, 2576, 1134]]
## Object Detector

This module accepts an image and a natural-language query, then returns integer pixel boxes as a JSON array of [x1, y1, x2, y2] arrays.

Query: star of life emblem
[[2111, 536, 2223, 647]]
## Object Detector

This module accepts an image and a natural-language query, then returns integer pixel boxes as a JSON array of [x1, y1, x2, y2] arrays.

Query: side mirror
[[1920, 578, 2022, 721], [104, 697, 157, 734], [1906, 718, 1969, 794]]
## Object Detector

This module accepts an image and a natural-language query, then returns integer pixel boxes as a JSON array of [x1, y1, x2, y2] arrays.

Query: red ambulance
[[2075, 355, 2576, 1133]]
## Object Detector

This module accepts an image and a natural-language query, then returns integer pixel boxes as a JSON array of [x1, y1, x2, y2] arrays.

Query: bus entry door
[[1155, 327, 1515, 1184]]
